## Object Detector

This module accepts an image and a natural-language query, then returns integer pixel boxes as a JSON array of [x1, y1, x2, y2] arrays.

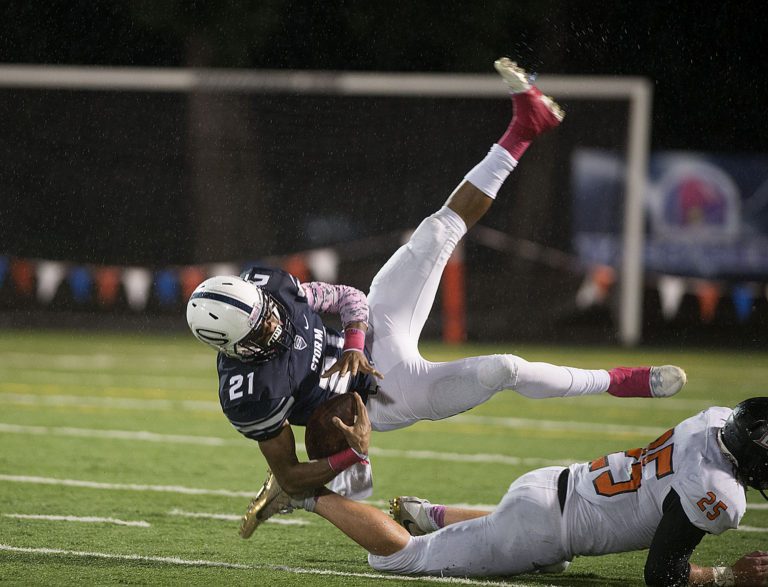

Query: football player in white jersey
[[291, 396, 768, 586]]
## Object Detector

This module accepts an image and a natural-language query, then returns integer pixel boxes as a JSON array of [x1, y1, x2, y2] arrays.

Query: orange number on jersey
[[590, 429, 675, 497], [697, 491, 727, 520]]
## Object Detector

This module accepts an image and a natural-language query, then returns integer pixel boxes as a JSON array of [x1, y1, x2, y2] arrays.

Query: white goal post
[[0, 64, 652, 346]]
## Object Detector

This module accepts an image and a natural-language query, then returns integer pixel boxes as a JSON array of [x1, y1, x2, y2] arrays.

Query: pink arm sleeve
[[301, 282, 369, 329]]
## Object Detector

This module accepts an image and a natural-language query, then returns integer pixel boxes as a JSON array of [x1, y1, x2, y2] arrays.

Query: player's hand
[[321, 351, 383, 380], [732, 550, 768, 586], [331, 392, 370, 455]]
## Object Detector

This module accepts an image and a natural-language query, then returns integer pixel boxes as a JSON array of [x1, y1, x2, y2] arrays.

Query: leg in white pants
[[368, 467, 570, 576], [367, 207, 466, 367], [365, 207, 609, 432]]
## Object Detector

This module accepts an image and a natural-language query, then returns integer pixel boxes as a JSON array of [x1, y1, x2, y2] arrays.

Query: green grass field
[[1, 330, 767, 586]]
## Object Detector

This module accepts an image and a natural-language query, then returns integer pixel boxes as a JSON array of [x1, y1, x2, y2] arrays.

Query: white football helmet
[[186, 275, 290, 362]]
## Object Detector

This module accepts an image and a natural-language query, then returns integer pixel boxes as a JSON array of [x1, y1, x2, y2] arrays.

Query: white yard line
[[0, 423, 231, 446], [0, 372, 209, 390], [557, 395, 736, 412], [1, 390, 681, 438], [168, 508, 310, 526], [0, 543, 526, 586], [0, 473, 483, 511], [368, 446, 571, 467], [168, 508, 244, 521], [0, 475, 508, 509], [0, 474, 490, 515], [0, 351, 212, 371], [449, 414, 665, 436], [3, 472, 763, 517], [0, 389, 714, 414], [0, 393, 218, 412], [0, 474, 254, 498], [0, 422, 573, 466], [1, 476, 763, 535], [2, 513, 150, 527]]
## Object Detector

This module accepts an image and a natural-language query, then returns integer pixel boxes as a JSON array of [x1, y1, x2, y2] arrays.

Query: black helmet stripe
[[190, 291, 253, 314]]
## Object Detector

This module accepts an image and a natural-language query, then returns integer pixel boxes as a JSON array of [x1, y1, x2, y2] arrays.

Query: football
[[304, 393, 357, 460]]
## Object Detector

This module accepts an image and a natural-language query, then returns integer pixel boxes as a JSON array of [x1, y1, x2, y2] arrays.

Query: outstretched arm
[[313, 489, 411, 557]]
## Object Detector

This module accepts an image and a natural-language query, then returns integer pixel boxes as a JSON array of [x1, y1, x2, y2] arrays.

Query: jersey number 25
[[589, 429, 675, 497]]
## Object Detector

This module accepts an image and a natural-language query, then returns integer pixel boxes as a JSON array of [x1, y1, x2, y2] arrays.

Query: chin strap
[[716, 428, 737, 465]]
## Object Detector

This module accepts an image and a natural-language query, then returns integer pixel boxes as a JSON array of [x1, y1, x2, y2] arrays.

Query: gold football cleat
[[389, 495, 433, 536], [239, 469, 294, 538]]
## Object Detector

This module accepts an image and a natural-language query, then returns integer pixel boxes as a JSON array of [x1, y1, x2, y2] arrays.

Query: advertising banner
[[572, 149, 768, 279]]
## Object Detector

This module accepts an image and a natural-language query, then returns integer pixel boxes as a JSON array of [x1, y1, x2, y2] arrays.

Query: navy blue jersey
[[216, 265, 375, 442]]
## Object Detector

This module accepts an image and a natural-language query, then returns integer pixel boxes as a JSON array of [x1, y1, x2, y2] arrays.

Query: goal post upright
[[517, 75, 653, 348], [621, 78, 653, 347], [0, 65, 651, 346]]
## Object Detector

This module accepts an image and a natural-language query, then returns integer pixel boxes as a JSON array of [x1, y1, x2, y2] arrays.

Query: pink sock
[[607, 367, 652, 398], [496, 91, 537, 160], [497, 129, 530, 161], [428, 505, 446, 529]]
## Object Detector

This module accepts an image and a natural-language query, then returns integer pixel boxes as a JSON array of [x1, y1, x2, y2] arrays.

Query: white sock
[[463, 144, 518, 199], [290, 493, 318, 512], [512, 358, 610, 399], [562, 367, 610, 397]]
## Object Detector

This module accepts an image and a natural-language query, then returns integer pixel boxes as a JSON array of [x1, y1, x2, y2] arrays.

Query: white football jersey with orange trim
[[564, 407, 746, 557]]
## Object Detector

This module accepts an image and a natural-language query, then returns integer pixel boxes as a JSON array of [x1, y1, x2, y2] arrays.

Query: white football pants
[[369, 466, 570, 575], [365, 206, 610, 432]]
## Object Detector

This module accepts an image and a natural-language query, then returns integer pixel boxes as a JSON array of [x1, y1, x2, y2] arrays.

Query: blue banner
[[571, 149, 768, 279]]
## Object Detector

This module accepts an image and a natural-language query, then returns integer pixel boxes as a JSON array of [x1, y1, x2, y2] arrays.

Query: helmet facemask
[[233, 292, 292, 363]]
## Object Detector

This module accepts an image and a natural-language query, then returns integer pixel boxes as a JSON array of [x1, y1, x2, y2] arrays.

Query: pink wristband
[[342, 327, 365, 353], [328, 447, 369, 472]]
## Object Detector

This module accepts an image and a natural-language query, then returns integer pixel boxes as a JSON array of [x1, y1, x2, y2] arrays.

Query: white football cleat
[[390, 496, 437, 536], [650, 365, 688, 398], [494, 57, 565, 137], [493, 57, 533, 94]]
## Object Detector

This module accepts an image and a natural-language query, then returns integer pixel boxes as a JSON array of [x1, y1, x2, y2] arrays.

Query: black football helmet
[[719, 397, 768, 499]]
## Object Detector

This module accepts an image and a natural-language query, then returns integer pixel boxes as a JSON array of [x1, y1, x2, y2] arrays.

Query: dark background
[[1, 1, 766, 345], [2, 1, 765, 152]]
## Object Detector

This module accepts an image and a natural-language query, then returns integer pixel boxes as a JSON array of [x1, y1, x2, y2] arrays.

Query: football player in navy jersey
[[207, 268, 381, 442], [295, 396, 768, 586], [186, 59, 688, 537]]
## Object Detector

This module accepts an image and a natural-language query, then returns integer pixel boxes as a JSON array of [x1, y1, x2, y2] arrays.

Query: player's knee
[[408, 215, 446, 256], [476, 354, 519, 391], [368, 537, 422, 574], [408, 210, 463, 257]]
